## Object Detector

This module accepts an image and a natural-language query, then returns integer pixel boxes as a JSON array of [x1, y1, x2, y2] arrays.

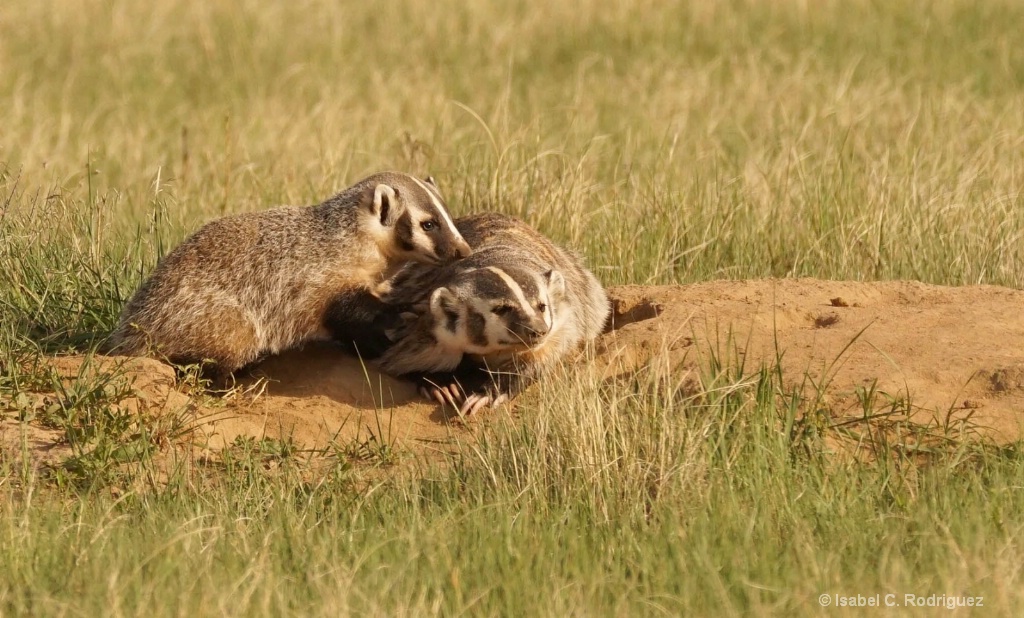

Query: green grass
[[2, 0, 1024, 615], [3, 363, 1024, 615]]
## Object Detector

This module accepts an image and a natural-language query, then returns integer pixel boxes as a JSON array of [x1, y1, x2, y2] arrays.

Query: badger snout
[[453, 238, 472, 259], [432, 236, 472, 263], [511, 318, 550, 345]]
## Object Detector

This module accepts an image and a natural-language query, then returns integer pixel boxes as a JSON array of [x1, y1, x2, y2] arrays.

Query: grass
[[3, 359, 1023, 615], [1, 0, 1024, 615]]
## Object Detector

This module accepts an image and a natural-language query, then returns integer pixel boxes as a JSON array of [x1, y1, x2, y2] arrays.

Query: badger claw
[[419, 379, 466, 409], [422, 385, 446, 406], [418, 374, 513, 418], [459, 391, 511, 416], [460, 394, 490, 416], [443, 383, 465, 405]]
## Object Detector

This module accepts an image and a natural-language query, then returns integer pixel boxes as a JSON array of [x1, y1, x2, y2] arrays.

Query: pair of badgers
[[109, 172, 609, 414]]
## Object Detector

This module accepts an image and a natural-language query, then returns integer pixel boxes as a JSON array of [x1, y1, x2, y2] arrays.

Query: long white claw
[[491, 393, 510, 408], [462, 394, 492, 416], [458, 395, 475, 416], [443, 384, 465, 405], [474, 395, 496, 414], [420, 378, 457, 408]]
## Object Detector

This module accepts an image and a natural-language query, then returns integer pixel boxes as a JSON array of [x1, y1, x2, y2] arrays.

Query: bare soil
[[3, 279, 1023, 470], [605, 280, 1024, 443]]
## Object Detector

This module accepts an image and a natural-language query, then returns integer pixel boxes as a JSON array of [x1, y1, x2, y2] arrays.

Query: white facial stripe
[[542, 293, 552, 329], [468, 297, 492, 317], [410, 177, 460, 238], [485, 267, 534, 317]]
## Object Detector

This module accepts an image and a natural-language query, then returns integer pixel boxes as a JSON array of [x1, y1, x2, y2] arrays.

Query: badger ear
[[424, 175, 437, 187], [429, 287, 459, 316], [545, 270, 566, 300], [372, 183, 403, 226]]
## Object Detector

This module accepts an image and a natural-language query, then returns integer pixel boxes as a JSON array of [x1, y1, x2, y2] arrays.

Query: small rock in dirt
[[830, 297, 850, 307]]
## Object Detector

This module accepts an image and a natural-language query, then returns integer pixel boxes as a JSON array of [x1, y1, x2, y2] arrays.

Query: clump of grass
[[0, 354, 195, 491]]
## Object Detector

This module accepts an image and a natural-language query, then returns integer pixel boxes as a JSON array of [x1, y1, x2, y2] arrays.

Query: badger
[[371, 212, 610, 415], [107, 172, 471, 380]]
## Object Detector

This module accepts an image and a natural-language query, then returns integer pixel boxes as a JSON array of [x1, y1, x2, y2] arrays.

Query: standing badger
[[107, 172, 471, 379], [372, 213, 610, 415]]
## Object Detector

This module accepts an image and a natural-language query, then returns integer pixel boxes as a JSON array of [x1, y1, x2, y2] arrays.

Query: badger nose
[[455, 239, 472, 259], [519, 320, 549, 343]]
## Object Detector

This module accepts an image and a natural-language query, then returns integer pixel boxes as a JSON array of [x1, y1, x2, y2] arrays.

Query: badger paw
[[416, 369, 517, 418]]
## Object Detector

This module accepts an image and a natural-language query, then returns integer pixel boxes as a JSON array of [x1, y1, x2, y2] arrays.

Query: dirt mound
[[3, 279, 1023, 470], [197, 345, 451, 453], [604, 280, 1024, 441]]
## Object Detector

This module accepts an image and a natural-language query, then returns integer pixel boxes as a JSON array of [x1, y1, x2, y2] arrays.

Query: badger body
[[107, 172, 470, 379]]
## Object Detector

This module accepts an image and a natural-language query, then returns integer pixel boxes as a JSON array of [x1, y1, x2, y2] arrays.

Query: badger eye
[[420, 220, 438, 232], [492, 305, 514, 316], [537, 303, 547, 313]]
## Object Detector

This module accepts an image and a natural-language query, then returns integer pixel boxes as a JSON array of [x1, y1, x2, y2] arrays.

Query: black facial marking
[[467, 310, 489, 348], [508, 308, 533, 334], [395, 211, 415, 252], [433, 236, 456, 260]]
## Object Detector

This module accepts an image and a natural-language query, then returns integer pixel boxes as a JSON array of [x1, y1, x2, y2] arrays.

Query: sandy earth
[[3, 279, 1023, 470], [606, 280, 1024, 442]]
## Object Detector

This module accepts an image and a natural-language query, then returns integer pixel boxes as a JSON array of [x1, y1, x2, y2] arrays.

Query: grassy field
[[2, 0, 1024, 615]]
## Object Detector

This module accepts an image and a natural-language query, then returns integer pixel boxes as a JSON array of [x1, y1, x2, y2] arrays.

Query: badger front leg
[[322, 288, 410, 359]]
